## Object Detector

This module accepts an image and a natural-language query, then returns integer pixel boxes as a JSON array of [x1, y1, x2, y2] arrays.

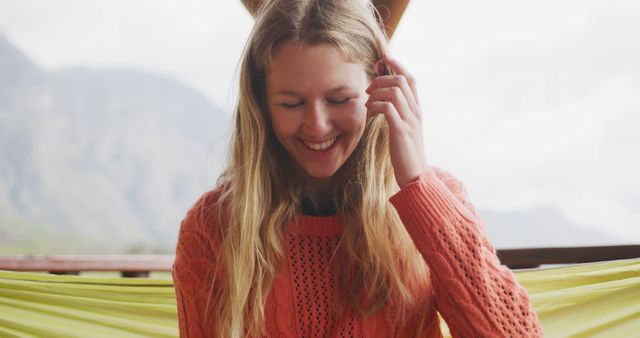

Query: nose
[[302, 101, 332, 137]]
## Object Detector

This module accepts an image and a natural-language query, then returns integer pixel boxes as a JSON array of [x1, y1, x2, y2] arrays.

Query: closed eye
[[327, 97, 351, 105], [280, 101, 304, 109]]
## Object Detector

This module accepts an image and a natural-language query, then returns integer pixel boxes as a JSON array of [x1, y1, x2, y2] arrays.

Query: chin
[[304, 168, 339, 179]]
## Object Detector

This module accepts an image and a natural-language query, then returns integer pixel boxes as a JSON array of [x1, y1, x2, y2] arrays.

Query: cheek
[[269, 112, 292, 138], [340, 104, 367, 134], [271, 114, 297, 146]]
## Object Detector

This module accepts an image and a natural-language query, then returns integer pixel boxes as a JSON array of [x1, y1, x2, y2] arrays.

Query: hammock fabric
[[1, 258, 638, 338]]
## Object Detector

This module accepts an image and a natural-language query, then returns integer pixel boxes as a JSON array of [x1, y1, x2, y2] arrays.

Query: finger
[[383, 54, 419, 105], [365, 100, 402, 130], [367, 75, 419, 114], [366, 87, 413, 121]]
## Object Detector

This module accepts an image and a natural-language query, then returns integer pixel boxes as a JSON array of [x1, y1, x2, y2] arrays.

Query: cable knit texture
[[172, 168, 543, 337]]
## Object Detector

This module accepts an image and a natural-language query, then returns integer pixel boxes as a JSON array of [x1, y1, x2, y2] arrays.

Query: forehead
[[266, 42, 368, 94]]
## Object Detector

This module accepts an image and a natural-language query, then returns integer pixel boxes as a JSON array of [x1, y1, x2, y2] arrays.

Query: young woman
[[172, 0, 543, 337]]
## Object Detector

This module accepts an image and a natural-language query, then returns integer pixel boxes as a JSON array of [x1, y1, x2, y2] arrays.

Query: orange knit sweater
[[172, 168, 543, 337]]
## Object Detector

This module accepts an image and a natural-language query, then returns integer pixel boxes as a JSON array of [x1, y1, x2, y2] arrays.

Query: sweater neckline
[[287, 213, 343, 236]]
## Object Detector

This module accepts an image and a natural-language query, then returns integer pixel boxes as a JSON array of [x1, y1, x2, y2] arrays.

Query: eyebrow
[[273, 85, 352, 96]]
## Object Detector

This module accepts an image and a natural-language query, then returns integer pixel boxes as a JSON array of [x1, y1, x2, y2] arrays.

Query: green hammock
[[1, 258, 639, 337]]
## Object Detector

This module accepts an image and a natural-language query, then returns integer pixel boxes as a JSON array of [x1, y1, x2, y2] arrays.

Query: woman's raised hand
[[365, 54, 428, 188]]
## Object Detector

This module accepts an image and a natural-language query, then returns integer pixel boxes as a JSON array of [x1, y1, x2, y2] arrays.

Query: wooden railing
[[1, 245, 639, 277], [496, 244, 640, 269], [0, 254, 175, 278]]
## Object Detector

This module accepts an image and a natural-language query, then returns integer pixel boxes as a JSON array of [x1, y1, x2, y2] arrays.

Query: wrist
[[396, 166, 432, 189]]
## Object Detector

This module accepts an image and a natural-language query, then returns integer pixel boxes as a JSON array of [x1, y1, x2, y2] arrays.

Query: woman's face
[[266, 42, 369, 182]]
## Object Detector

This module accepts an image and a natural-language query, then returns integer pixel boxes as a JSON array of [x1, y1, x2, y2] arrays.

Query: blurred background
[[0, 0, 638, 255]]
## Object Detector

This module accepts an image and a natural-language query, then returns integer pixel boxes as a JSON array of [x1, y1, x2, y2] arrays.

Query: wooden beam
[[372, 0, 410, 38], [240, 0, 262, 17], [238, 0, 410, 39]]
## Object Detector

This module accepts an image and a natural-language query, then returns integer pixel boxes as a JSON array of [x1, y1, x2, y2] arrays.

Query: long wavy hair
[[212, 0, 432, 336]]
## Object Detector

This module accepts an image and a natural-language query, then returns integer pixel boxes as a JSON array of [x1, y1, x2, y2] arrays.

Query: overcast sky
[[1, 0, 638, 243]]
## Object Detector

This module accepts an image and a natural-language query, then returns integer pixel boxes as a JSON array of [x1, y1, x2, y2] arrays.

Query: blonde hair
[[213, 0, 432, 336]]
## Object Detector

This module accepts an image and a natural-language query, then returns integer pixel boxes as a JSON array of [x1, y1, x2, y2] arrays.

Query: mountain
[[0, 34, 230, 253], [0, 33, 624, 254], [481, 205, 625, 249]]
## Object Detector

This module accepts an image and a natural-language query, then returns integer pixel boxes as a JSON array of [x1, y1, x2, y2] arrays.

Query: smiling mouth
[[302, 137, 338, 151]]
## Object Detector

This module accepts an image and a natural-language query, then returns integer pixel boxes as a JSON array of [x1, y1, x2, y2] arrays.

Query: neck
[[303, 177, 335, 206], [301, 177, 338, 216]]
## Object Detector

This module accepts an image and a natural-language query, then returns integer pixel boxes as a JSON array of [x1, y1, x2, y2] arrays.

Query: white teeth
[[303, 137, 337, 151]]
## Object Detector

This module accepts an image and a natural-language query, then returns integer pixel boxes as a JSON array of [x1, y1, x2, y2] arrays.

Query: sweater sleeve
[[172, 190, 224, 338], [389, 168, 543, 338]]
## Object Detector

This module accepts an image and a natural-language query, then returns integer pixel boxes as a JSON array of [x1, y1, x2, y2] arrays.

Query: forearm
[[390, 169, 543, 337]]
